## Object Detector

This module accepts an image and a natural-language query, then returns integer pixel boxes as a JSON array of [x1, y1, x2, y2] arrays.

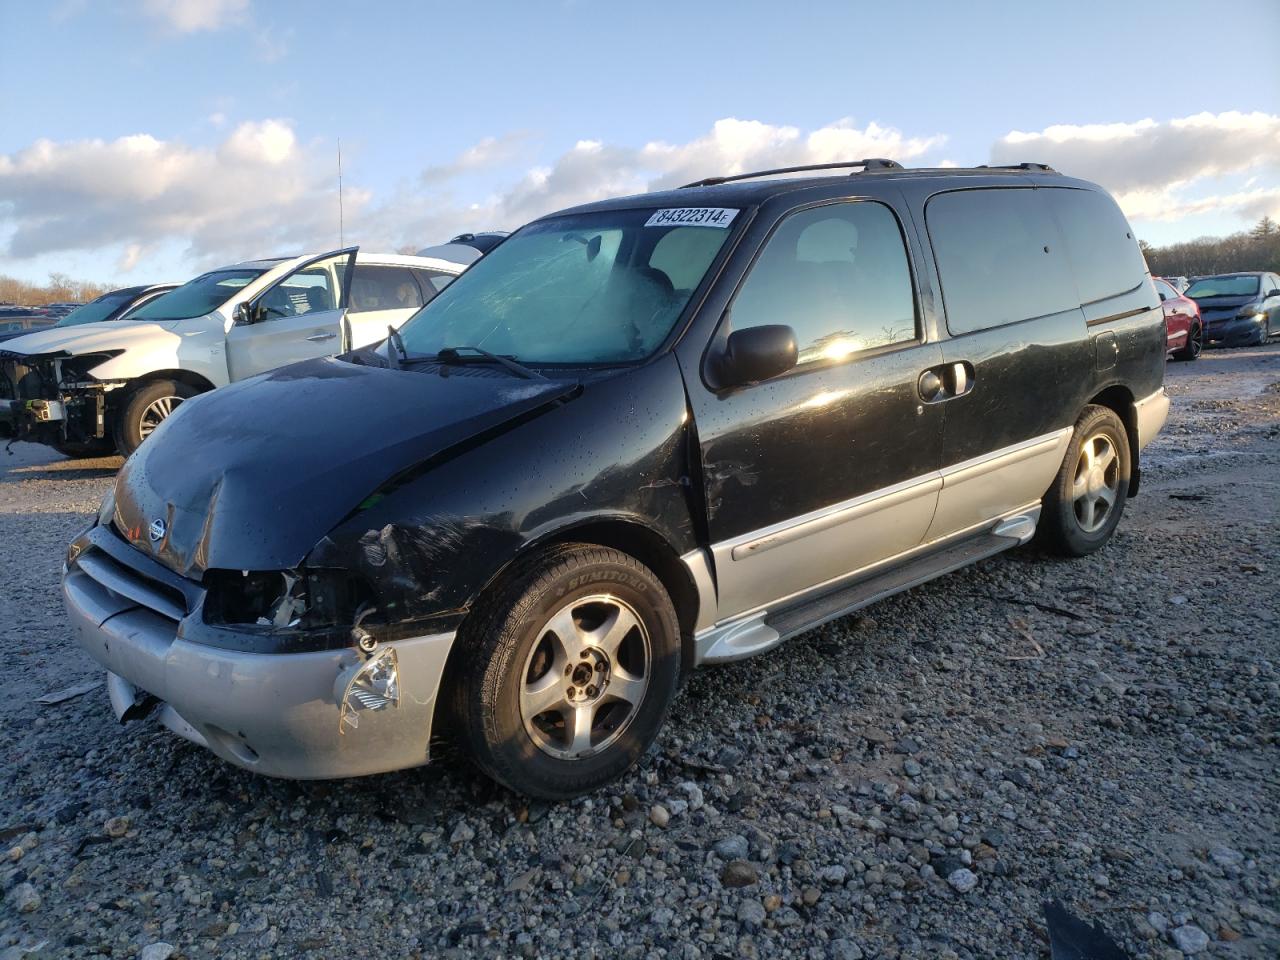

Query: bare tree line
[[0, 272, 115, 307], [1141, 216, 1280, 278]]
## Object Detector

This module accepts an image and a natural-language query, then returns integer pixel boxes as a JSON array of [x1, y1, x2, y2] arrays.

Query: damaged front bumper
[[0, 351, 112, 445], [1203, 314, 1266, 347], [1, 397, 66, 440], [62, 524, 456, 779]]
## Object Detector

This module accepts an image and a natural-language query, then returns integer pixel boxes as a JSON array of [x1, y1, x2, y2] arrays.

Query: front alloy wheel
[[449, 543, 680, 799], [519, 595, 650, 760], [138, 395, 183, 440], [114, 378, 198, 456]]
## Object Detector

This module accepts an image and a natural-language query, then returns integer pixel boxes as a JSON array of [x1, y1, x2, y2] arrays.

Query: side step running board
[[695, 512, 1036, 665], [766, 530, 1016, 643]]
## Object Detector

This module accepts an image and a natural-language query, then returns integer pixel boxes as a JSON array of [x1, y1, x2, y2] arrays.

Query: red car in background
[[1155, 277, 1202, 361]]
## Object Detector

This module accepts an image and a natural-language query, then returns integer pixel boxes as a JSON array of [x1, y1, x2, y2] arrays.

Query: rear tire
[[1038, 405, 1131, 557], [113, 379, 198, 456], [1171, 323, 1201, 362], [448, 543, 681, 799]]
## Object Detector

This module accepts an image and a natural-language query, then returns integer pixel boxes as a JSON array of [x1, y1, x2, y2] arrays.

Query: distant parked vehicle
[[0, 307, 54, 339], [1161, 276, 1190, 293], [417, 231, 509, 266], [0, 285, 179, 344], [1186, 272, 1280, 347], [0, 249, 468, 456], [1154, 277, 1202, 361]]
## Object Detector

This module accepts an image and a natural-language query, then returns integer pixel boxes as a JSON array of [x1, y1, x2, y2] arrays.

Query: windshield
[[1186, 275, 1260, 299], [128, 269, 266, 321], [395, 208, 739, 364], [54, 290, 136, 327]]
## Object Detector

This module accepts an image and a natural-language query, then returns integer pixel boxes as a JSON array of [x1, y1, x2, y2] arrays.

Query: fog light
[[336, 647, 400, 733]]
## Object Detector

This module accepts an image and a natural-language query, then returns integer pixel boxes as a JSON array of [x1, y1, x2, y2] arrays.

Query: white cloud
[[421, 133, 533, 184], [0, 116, 948, 274], [140, 0, 249, 33], [992, 111, 1280, 225], [22, 112, 1278, 278], [0, 120, 335, 265], [485, 117, 945, 227]]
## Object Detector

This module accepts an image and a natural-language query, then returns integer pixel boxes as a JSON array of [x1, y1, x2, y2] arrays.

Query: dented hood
[[1, 319, 180, 357], [114, 356, 578, 576]]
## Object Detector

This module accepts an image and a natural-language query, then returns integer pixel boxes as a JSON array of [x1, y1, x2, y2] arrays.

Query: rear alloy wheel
[[1038, 405, 1131, 557], [114, 379, 198, 456], [1172, 323, 1201, 361], [449, 543, 680, 799]]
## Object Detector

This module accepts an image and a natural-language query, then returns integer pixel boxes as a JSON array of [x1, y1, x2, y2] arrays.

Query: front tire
[[449, 544, 681, 799], [1171, 323, 1201, 362], [1249, 317, 1270, 346], [113, 379, 197, 456], [1039, 405, 1131, 557], [53, 437, 116, 459]]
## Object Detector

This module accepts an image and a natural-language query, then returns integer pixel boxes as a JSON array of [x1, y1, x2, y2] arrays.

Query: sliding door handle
[[305, 332, 337, 342], [918, 362, 975, 403]]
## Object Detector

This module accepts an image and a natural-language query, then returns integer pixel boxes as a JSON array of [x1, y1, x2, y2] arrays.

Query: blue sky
[[2, 0, 1278, 286]]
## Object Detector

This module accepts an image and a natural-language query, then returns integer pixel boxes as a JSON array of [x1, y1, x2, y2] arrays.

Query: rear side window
[[413, 268, 455, 300], [926, 188, 1077, 335], [730, 201, 918, 364], [348, 265, 423, 314], [1043, 188, 1146, 304], [1154, 279, 1178, 301]]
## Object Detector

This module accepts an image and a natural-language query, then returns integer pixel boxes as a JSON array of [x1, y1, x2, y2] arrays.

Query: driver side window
[[730, 201, 919, 365], [258, 267, 335, 321]]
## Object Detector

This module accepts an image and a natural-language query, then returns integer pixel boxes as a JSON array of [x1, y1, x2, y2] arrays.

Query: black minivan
[[63, 160, 1169, 798]]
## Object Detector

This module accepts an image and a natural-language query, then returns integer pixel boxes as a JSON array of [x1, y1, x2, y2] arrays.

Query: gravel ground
[[1, 345, 1277, 960]]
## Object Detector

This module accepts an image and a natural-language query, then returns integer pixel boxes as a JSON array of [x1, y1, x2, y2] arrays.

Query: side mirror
[[232, 302, 254, 325], [1266, 289, 1280, 299], [717, 324, 798, 387]]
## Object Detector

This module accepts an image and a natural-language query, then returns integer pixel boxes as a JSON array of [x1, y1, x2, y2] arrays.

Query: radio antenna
[[337, 137, 345, 247]]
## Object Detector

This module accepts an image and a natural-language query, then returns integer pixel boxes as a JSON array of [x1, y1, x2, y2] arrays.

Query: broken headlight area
[[202, 568, 375, 631], [335, 646, 400, 733], [96, 487, 117, 528], [55, 351, 124, 386]]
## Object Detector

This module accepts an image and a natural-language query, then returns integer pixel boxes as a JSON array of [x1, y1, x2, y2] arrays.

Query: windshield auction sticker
[[644, 207, 739, 228]]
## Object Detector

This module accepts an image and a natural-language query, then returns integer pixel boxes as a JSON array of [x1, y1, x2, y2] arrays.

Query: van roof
[[545, 161, 1086, 220], [229, 252, 468, 273]]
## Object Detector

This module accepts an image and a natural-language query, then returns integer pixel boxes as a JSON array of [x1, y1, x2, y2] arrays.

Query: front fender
[[90, 316, 229, 387], [307, 356, 699, 628]]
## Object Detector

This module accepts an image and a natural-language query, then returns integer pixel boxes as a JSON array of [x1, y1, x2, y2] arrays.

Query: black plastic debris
[[1043, 900, 1131, 960]]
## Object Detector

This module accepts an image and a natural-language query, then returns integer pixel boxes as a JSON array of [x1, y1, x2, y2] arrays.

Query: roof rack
[[680, 158, 904, 189], [974, 162, 1056, 172]]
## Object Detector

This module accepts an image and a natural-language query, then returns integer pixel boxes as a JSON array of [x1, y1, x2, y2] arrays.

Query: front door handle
[[918, 362, 975, 403], [305, 332, 337, 342]]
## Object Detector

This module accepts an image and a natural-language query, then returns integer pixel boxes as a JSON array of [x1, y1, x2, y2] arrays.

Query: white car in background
[[0, 248, 466, 457]]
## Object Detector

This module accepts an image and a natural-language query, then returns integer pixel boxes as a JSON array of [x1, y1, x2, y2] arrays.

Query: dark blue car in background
[[1186, 272, 1280, 347]]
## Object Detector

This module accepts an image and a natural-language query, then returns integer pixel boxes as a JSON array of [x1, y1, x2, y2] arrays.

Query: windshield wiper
[[436, 346, 546, 380], [386, 325, 407, 370]]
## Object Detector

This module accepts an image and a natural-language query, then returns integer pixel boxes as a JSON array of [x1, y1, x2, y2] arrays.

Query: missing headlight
[[55, 351, 124, 385], [202, 568, 374, 629]]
